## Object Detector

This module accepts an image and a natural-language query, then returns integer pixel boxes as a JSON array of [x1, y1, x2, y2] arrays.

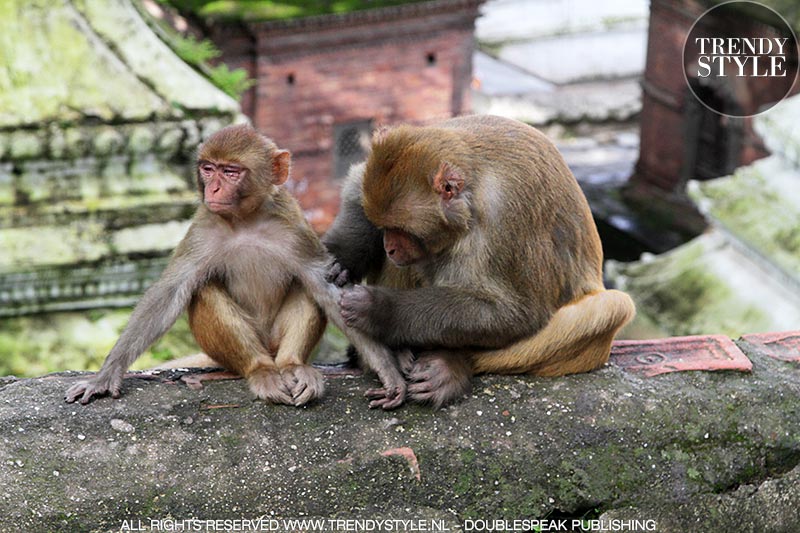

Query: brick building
[[631, 0, 798, 193], [203, 0, 483, 230]]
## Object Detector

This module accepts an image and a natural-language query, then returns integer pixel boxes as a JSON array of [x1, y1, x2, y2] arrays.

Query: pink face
[[383, 228, 425, 266], [198, 161, 247, 214]]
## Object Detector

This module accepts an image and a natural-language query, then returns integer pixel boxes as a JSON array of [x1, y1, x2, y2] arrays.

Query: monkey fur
[[66, 124, 407, 409], [324, 115, 636, 407]]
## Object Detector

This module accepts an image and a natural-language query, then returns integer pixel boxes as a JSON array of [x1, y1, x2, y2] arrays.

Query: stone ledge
[[2, 332, 800, 532]]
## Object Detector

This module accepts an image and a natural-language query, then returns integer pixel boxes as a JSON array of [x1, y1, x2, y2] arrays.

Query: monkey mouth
[[206, 201, 233, 209], [387, 255, 417, 267]]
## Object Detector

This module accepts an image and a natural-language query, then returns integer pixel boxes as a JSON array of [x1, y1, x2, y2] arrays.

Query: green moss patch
[[166, 0, 430, 21]]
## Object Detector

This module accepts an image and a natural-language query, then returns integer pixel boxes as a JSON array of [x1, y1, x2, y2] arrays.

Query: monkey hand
[[65, 373, 122, 405], [340, 284, 380, 334], [326, 261, 351, 287]]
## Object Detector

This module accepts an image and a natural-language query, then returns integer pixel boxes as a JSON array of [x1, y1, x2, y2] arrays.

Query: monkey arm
[[65, 253, 209, 404], [322, 203, 383, 284], [296, 259, 408, 409], [322, 166, 384, 285], [341, 285, 544, 350]]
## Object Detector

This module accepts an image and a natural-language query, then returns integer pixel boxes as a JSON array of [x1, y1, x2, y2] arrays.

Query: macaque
[[324, 115, 636, 408], [66, 124, 406, 409]]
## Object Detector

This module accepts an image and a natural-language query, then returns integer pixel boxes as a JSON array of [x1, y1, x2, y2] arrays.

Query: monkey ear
[[272, 150, 291, 185], [432, 162, 465, 202]]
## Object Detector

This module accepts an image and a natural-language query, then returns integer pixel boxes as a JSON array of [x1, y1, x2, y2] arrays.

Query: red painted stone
[[740, 331, 800, 362], [381, 447, 421, 481], [610, 335, 752, 376]]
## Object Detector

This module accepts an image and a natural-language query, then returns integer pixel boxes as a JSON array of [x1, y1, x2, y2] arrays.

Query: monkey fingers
[[339, 285, 374, 331], [406, 353, 472, 409], [325, 262, 351, 287], [65, 376, 122, 405], [365, 384, 407, 410]]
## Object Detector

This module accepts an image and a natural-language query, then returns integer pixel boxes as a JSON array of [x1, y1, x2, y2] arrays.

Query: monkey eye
[[199, 163, 216, 178], [222, 165, 244, 180]]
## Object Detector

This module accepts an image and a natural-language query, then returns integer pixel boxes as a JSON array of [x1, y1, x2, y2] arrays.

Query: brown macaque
[[66, 124, 406, 409], [323, 115, 636, 408]]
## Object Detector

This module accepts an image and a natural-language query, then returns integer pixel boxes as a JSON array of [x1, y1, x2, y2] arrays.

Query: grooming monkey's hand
[[65, 374, 122, 405], [340, 284, 375, 332], [326, 261, 351, 288]]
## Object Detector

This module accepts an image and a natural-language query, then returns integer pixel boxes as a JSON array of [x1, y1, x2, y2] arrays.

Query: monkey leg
[[404, 350, 473, 408], [188, 283, 294, 405], [270, 283, 327, 405], [471, 289, 635, 377]]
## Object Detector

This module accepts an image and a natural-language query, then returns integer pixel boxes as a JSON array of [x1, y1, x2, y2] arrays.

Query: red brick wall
[[633, 0, 696, 191], [208, 0, 481, 231], [632, 0, 793, 192]]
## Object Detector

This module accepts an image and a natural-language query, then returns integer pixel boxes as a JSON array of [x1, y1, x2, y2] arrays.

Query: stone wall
[[0, 0, 241, 316]]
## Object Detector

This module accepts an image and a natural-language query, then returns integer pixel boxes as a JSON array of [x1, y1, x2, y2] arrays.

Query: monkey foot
[[280, 364, 325, 406], [248, 367, 295, 405], [365, 385, 406, 410], [397, 349, 416, 376], [406, 353, 472, 409]]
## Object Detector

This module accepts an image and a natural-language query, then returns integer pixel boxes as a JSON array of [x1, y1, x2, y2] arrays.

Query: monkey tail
[[471, 289, 635, 376]]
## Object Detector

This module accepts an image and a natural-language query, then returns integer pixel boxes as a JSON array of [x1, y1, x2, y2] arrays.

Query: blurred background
[[1, 0, 798, 377]]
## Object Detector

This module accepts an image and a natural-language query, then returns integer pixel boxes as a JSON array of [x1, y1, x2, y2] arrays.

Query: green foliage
[[0, 309, 200, 378], [170, 33, 254, 99], [207, 63, 256, 99], [148, 8, 253, 100], [172, 34, 220, 64], [164, 0, 428, 22], [160, 1, 428, 97]]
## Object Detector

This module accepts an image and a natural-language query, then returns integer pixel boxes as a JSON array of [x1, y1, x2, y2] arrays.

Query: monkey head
[[197, 124, 291, 219], [362, 126, 471, 266]]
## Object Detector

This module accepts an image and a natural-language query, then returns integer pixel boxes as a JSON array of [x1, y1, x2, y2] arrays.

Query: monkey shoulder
[[342, 162, 366, 190]]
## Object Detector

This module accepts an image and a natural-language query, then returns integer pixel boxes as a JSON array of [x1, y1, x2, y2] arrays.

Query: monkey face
[[197, 160, 247, 216], [383, 228, 426, 266], [196, 125, 291, 220], [362, 126, 473, 264]]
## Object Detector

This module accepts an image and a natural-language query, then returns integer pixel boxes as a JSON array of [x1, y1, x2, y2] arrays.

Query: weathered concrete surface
[[2, 349, 800, 532], [609, 93, 800, 340]]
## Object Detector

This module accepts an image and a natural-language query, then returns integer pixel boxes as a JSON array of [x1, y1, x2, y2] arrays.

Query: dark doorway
[[681, 83, 743, 185]]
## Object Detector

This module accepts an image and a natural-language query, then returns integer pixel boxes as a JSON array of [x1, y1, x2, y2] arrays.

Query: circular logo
[[683, 1, 799, 118]]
